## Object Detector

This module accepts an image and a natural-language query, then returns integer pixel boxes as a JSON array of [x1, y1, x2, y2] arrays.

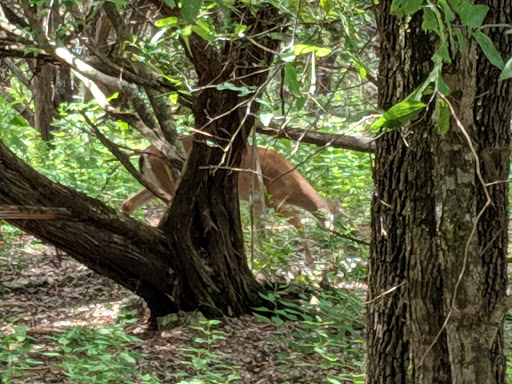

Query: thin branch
[[256, 125, 375, 153], [80, 112, 173, 205], [4, 58, 31, 88]]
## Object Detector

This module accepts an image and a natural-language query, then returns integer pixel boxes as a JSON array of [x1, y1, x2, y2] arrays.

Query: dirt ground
[[0, 235, 364, 383]]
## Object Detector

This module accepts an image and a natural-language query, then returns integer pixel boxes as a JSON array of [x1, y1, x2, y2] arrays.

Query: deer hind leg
[[274, 205, 313, 265], [122, 188, 155, 215]]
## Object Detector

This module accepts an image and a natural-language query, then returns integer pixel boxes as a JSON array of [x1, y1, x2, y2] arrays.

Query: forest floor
[[0, 234, 366, 384]]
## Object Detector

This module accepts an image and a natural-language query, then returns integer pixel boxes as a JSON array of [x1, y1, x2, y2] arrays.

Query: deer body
[[122, 136, 331, 263]]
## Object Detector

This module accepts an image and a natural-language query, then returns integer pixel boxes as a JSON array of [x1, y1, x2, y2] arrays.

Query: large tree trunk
[[161, 90, 263, 316], [436, 3, 511, 381], [404, 13, 452, 384], [368, 1, 511, 383]]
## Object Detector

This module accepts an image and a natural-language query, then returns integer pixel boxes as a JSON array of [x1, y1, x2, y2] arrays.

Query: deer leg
[[122, 188, 155, 215], [275, 205, 313, 265]]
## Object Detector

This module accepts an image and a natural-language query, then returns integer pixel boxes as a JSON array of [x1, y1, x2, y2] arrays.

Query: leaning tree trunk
[[0, 139, 180, 318]]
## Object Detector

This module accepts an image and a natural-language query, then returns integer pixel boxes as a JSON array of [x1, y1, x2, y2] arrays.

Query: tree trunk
[[156, 4, 279, 317], [33, 60, 56, 141], [366, 3, 409, 382], [368, 1, 511, 383], [404, 13, 452, 384], [160, 91, 263, 316], [436, 3, 511, 380]]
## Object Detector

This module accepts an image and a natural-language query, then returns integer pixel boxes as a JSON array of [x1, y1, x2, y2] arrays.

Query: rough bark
[[159, 5, 280, 317], [33, 60, 56, 141], [367, 2, 409, 383], [404, 14, 451, 384], [437, 2, 512, 381], [369, 1, 512, 383]]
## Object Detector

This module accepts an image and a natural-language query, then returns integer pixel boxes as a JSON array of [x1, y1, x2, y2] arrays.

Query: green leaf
[[120, 352, 137, 364], [385, 100, 426, 121], [390, 0, 422, 18], [294, 44, 331, 57], [422, 8, 439, 34], [191, 24, 211, 41], [372, 100, 426, 130], [164, 0, 176, 7], [253, 313, 270, 322], [473, 31, 504, 69], [182, 0, 203, 23], [155, 17, 178, 27], [455, 29, 467, 51], [435, 41, 451, 63], [440, 1, 455, 22], [438, 76, 450, 96], [435, 97, 451, 134], [455, 1, 489, 30], [358, 65, 367, 79], [284, 64, 301, 97], [216, 82, 255, 96], [499, 58, 512, 81], [319, 0, 333, 14]]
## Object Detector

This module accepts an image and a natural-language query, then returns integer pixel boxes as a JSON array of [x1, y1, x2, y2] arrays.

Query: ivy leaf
[[216, 82, 256, 96], [284, 64, 301, 97], [499, 58, 512, 81], [422, 8, 439, 35], [473, 31, 504, 69], [435, 41, 451, 63], [435, 97, 451, 134], [455, 1, 489, 30], [440, 1, 455, 22], [390, 0, 422, 18], [182, 0, 203, 23], [372, 100, 426, 130]]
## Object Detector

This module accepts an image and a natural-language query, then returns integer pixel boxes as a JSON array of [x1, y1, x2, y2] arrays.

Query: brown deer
[[122, 136, 333, 264]]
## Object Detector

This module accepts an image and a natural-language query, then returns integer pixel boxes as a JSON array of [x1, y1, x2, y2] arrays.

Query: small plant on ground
[[254, 285, 365, 383], [0, 326, 44, 382], [170, 319, 241, 384]]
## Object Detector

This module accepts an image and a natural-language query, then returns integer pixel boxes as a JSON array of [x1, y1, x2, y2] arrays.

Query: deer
[[122, 136, 334, 264]]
